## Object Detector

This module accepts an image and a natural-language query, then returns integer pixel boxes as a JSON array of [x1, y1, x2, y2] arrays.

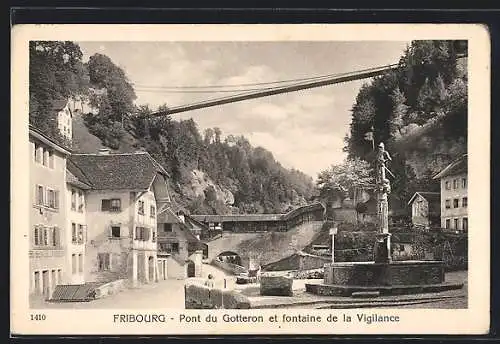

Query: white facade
[[65, 183, 87, 284], [29, 129, 70, 298], [440, 172, 468, 231], [84, 188, 159, 285]]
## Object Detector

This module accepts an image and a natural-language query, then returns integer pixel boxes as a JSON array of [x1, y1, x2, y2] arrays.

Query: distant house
[[408, 192, 441, 228], [69, 149, 171, 286], [54, 96, 97, 142], [433, 154, 468, 231], [156, 207, 205, 279]]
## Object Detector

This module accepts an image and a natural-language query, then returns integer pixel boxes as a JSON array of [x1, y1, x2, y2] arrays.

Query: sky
[[78, 41, 410, 179]]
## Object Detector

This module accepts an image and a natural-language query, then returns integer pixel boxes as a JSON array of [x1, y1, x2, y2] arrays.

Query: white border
[[11, 24, 490, 335]]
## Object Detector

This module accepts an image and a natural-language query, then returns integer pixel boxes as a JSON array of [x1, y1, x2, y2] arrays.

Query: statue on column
[[374, 142, 393, 264]]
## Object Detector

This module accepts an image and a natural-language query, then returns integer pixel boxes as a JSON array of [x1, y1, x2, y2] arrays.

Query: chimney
[[98, 148, 111, 155]]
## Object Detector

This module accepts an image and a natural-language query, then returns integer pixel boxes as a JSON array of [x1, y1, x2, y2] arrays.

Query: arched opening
[[148, 256, 155, 281], [186, 260, 196, 278], [216, 251, 242, 266]]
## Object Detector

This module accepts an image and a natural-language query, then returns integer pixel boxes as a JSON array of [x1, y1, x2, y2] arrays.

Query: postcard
[[11, 23, 490, 335]]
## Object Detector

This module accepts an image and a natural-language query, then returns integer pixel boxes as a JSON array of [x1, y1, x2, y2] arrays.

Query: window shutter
[[34, 226, 39, 246], [54, 190, 59, 209], [102, 199, 110, 211], [53, 227, 59, 247]]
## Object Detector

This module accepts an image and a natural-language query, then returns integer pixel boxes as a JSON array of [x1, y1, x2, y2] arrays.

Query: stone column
[[132, 250, 138, 287]]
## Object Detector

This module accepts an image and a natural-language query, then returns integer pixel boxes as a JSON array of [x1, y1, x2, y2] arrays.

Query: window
[[462, 178, 467, 189], [159, 242, 179, 253], [43, 149, 49, 166], [171, 242, 179, 253], [102, 199, 121, 212], [78, 254, 83, 273], [33, 226, 59, 247], [152, 230, 156, 243], [78, 224, 85, 244], [138, 200, 145, 215], [445, 219, 450, 229], [445, 181, 451, 190], [135, 227, 150, 241], [48, 150, 54, 169], [98, 253, 110, 271], [462, 197, 468, 207], [463, 217, 468, 231], [163, 223, 173, 232], [78, 191, 84, 212], [36, 185, 44, 205], [454, 218, 459, 229], [445, 199, 451, 209], [71, 189, 77, 210], [453, 199, 459, 208], [111, 226, 121, 238], [150, 205, 156, 218], [72, 254, 77, 274], [453, 179, 458, 189], [72, 223, 77, 243], [46, 189, 59, 209], [34, 143, 42, 163], [34, 271, 40, 293], [110, 199, 121, 211]]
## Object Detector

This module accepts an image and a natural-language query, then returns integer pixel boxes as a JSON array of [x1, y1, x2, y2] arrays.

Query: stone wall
[[184, 284, 251, 309], [324, 261, 445, 287]]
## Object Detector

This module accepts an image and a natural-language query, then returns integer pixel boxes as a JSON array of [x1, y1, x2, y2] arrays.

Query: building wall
[[411, 194, 430, 227], [440, 172, 468, 230], [29, 136, 68, 298], [57, 105, 72, 141], [84, 188, 158, 284], [66, 184, 86, 284]]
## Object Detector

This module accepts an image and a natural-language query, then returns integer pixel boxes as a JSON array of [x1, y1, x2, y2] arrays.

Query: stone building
[[69, 150, 171, 286], [29, 126, 71, 298], [433, 154, 468, 231], [156, 207, 205, 279]]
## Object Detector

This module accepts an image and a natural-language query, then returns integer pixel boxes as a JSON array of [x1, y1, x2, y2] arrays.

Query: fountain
[[306, 143, 464, 297]]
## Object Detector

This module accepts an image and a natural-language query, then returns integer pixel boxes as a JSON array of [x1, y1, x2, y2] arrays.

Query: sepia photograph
[[11, 24, 490, 335]]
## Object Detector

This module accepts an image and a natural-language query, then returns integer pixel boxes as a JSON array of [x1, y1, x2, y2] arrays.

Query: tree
[[29, 41, 89, 142], [389, 88, 409, 139], [316, 158, 374, 201]]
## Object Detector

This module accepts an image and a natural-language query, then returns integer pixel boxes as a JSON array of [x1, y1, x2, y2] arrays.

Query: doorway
[[186, 260, 196, 278]]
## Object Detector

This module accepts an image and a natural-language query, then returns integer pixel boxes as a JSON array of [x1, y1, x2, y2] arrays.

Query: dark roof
[[29, 125, 71, 155], [433, 154, 468, 180], [69, 152, 168, 191], [408, 192, 440, 206], [192, 203, 324, 223], [66, 170, 92, 190], [192, 213, 283, 223]]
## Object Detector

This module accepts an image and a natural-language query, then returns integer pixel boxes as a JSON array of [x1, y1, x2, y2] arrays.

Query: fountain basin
[[305, 260, 464, 297]]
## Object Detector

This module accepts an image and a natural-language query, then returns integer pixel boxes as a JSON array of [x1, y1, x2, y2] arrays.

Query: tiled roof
[[69, 152, 168, 190], [66, 170, 92, 190], [433, 154, 468, 180]]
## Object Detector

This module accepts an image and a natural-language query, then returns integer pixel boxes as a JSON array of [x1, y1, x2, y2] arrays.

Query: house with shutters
[[29, 126, 70, 299], [68, 149, 171, 286], [433, 154, 468, 231]]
